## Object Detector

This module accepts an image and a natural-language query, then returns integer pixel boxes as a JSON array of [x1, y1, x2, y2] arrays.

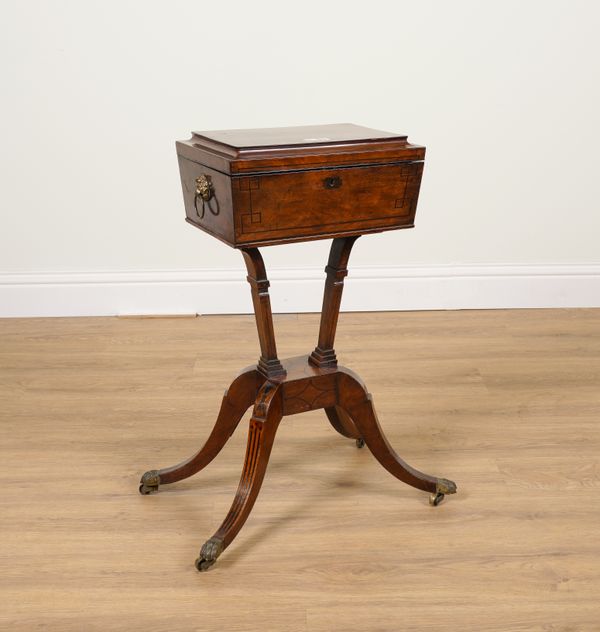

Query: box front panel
[[232, 162, 423, 246]]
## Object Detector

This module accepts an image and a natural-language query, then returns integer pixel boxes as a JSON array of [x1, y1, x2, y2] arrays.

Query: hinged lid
[[176, 123, 425, 176]]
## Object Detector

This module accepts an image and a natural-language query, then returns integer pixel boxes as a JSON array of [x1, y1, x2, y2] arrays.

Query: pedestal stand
[[139, 236, 457, 571]]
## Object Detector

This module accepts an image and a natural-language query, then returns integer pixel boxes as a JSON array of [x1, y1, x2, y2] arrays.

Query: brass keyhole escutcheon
[[324, 176, 342, 189], [195, 174, 213, 201]]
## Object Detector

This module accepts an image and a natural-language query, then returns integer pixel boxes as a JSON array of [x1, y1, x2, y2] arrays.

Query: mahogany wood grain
[[324, 405, 362, 441], [308, 235, 364, 442], [241, 248, 286, 381], [196, 381, 284, 571], [145, 367, 261, 486], [177, 123, 425, 247], [232, 163, 421, 246], [336, 368, 439, 494], [176, 123, 425, 176], [191, 123, 406, 149], [178, 157, 234, 247], [310, 236, 359, 369]]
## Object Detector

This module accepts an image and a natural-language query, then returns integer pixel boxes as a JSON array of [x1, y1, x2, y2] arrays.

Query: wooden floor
[[1, 309, 600, 631]]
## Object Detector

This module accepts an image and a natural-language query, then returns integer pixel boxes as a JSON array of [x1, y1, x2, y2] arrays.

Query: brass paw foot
[[355, 438, 365, 449], [195, 537, 224, 572], [139, 470, 160, 495], [429, 478, 457, 507]]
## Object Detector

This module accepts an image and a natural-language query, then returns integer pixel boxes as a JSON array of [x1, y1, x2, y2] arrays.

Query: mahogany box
[[175, 123, 425, 248]]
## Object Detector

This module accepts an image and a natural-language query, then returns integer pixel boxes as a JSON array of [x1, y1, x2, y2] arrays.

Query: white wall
[[1, 0, 599, 316]]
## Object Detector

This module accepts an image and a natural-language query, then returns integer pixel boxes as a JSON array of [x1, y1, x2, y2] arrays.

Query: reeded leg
[[139, 367, 262, 494], [324, 406, 365, 448], [337, 368, 457, 504], [195, 381, 283, 571]]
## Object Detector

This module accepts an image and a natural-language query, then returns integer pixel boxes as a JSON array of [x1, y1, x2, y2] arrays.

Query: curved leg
[[324, 406, 365, 448], [196, 381, 283, 571], [337, 368, 457, 503], [139, 367, 262, 494]]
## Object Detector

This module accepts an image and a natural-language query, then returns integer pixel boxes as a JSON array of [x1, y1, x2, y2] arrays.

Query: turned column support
[[241, 247, 286, 381], [309, 235, 359, 369]]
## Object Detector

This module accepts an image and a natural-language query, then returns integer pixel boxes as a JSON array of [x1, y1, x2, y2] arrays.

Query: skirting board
[[1, 264, 599, 318]]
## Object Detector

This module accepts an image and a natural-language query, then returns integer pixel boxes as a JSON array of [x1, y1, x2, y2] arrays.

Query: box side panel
[[177, 156, 235, 247]]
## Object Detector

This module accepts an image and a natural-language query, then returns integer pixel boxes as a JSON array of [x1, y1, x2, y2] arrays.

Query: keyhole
[[324, 176, 342, 189]]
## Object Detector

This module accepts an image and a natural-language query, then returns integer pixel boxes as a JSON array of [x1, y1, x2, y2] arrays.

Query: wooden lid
[[192, 123, 405, 150], [176, 123, 424, 175]]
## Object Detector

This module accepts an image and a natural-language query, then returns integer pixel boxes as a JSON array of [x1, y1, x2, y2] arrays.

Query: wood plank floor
[[1, 309, 599, 631]]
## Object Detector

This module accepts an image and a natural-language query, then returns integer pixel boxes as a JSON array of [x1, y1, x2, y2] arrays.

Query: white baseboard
[[1, 264, 599, 318]]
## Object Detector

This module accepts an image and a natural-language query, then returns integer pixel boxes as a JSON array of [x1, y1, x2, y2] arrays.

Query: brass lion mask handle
[[194, 174, 218, 219], [195, 175, 213, 201]]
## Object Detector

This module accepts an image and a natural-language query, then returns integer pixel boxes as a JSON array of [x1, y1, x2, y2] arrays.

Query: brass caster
[[429, 492, 445, 506], [195, 537, 223, 572], [429, 477, 457, 506], [195, 557, 216, 572], [139, 470, 160, 495], [355, 438, 365, 449]]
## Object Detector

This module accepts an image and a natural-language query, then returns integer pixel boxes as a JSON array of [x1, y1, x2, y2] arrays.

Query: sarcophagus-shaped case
[[176, 123, 425, 248]]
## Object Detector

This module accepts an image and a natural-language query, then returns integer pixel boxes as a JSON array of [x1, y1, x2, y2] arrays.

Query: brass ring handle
[[193, 174, 218, 220]]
